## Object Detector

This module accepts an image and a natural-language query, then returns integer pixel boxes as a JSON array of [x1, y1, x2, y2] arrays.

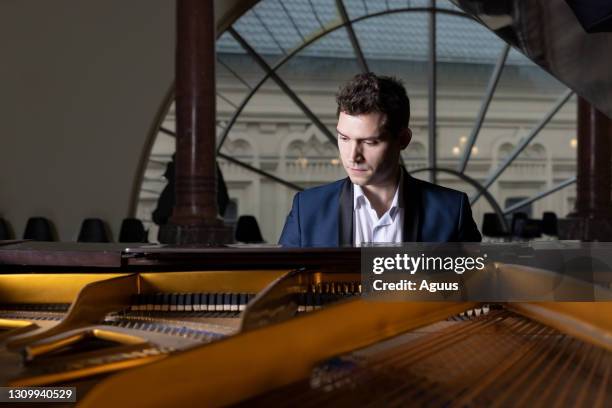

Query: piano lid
[[453, 0, 612, 118], [0, 241, 361, 271], [0, 241, 141, 268]]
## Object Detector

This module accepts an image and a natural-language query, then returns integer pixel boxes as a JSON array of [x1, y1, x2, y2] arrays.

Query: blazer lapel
[[402, 168, 422, 242], [338, 178, 353, 246], [337, 169, 421, 245]]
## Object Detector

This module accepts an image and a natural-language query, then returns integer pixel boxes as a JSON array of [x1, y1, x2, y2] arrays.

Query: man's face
[[337, 111, 410, 187]]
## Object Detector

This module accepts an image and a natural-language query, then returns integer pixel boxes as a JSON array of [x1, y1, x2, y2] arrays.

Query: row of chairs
[[0, 217, 147, 243], [482, 212, 559, 240], [1, 212, 560, 243], [0, 215, 266, 244]]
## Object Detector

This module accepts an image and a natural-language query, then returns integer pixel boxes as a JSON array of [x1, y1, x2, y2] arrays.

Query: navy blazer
[[279, 169, 481, 247]]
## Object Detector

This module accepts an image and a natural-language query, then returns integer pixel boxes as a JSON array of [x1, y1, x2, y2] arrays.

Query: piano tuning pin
[[130, 295, 139, 311], [305, 292, 314, 312], [153, 293, 162, 311], [230, 293, 238, 312], [314, 292, 322, 309], [178, 293, 186, 311], [298, 292, 306, 313], [170, 293, 178, 312], [184, 293, 193, 312]]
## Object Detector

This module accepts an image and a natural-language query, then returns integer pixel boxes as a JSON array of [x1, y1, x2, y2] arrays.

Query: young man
[[279, 72, 481, 247]]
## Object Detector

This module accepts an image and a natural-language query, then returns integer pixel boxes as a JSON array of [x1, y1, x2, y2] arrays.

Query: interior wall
[[0, 0, 256, 241]]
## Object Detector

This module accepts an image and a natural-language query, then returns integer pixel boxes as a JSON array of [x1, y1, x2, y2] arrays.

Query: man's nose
[[350, 141, 363, 162]]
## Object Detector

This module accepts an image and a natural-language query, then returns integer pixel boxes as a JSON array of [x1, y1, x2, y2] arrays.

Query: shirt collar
[[353, 168, 404, 214]]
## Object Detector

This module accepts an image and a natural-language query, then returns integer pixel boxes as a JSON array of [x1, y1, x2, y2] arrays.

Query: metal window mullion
[[307, 0, 326, 30], [217, 92, 239, 109], [458, 44, 510, 174], [218, 152, 303, 192], [428, 0, 437, 183], [336, 0, 370, 73], [159, 127, 176, 137], [502, 177, 576, 215], [471, 89, 574, 205], [228, 27, 337, 146], [157, 125, 303, 192], [217, 57, 253, 90]]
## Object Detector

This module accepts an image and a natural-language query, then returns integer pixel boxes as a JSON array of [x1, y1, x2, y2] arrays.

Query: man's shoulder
[[298, 178, 347, 199], [409, 176, 466, 201]]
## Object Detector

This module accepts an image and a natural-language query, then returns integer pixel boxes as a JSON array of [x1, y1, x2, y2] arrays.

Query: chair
[[542, 212, 558, 236], [513, 218, 542, 240], [23, 217, 56, 241], [235, 215, 265, 244], [0, 218, 13, 240], [510, 212, 528, 238], [481, 213, 507, 238], [119, 218, 148, 243], [78, 218, 111, 243]]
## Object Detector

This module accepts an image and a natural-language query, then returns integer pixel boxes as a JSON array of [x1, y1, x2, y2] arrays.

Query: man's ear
[[399, 128, 412, 149]]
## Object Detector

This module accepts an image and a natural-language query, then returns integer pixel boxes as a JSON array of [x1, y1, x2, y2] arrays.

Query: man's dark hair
[[336, 72, 410, 138]]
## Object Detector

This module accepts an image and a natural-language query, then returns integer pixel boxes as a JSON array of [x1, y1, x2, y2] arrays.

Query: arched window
[[139, 0, 577, 241]]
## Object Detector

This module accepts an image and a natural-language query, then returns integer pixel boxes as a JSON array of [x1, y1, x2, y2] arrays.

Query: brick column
[[561, 97, 612, 240], [159, 0, 233, 244]]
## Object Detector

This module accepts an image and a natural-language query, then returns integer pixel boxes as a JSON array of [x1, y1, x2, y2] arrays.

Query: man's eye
[[364, 140, 378, 145], [338, 135, 348, 141]]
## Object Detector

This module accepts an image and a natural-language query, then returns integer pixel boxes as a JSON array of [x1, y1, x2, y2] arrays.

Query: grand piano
[[0, 241, 610, 407], [0, 242, 364, 398]]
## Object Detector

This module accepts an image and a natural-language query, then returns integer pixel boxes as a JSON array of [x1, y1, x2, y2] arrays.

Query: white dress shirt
[[353, 172, 404, 246]]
